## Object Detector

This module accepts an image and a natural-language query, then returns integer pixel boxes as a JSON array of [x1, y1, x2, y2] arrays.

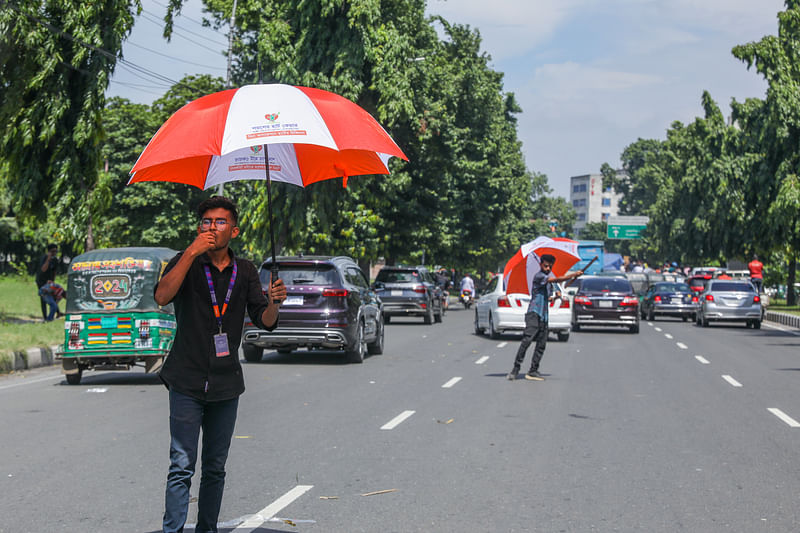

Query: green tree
[[0, 0, 140, 253], [733, 0, 800, 304]]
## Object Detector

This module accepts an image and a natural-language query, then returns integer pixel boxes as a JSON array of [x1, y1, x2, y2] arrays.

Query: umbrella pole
[[264, 143, 280, 283]]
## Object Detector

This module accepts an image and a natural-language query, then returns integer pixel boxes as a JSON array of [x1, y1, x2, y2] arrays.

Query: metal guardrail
[[765, 310, 800, 329]]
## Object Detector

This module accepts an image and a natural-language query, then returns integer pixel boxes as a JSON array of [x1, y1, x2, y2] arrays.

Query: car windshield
[[625, 274, 648, 295], [376, 269, 420, 283], [710, 281, 754, 292], [689, 278, 708, 288], [581, 278, 633, 293], [260, 264, 338, 286], [654, 282, 691, 293]]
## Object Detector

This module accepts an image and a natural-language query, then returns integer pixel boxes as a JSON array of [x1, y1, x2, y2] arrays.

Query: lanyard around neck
[[203, 261, 237, 330]]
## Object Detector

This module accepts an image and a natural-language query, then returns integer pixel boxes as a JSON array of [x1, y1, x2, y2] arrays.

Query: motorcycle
[[460, 289, 474, 309]]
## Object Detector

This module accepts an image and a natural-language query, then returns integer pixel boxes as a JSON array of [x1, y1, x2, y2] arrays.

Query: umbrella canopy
[[503, 237, 581, 295], [129, 83, 407, 189]]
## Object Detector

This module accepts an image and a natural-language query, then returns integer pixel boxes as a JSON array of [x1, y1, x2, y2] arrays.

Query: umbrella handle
[[564, 256, 597, 287]]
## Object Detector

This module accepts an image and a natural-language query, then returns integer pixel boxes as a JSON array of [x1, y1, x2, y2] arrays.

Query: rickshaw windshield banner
[[66, 247, 177, 312]]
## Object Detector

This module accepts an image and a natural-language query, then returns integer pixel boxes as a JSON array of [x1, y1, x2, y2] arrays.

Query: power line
[[139, 11, 227, 55], [126, 40, 226, 71], [141, 7, 229, 47], [149, 0, 228, 37]]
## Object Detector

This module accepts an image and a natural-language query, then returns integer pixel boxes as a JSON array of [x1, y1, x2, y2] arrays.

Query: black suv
[[241, 256, 384, 363], [373, 265, 445, 324]]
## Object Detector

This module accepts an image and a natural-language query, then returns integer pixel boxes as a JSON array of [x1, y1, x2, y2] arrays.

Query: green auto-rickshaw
[[57, 247, 178, 385]]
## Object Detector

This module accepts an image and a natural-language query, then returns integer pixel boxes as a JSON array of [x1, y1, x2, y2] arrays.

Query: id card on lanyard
[[204, 261, 238, 357]]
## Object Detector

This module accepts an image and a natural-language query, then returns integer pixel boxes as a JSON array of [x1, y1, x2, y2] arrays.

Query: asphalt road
[[1, 307, 799, 532]]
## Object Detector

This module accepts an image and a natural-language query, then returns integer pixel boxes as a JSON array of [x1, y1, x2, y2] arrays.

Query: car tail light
[[705, 294, 714, 301], [692, 296, 698, 303], [420, 302, 427, 309], [413, 285, 426, 294], [559, 298, 570, 309], [654, 295, 662, 302], [621, 296, 638, 306], [69, 322, 80, 342], [753, 295, 761, 304], [575, 296, 592, 306], [323, 288, 348, 297], [139, 320, 150, 340], [498, 296, 511, 308]]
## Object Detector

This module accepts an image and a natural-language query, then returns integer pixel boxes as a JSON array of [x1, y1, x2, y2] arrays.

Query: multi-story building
[[569, 171, 626, 235]]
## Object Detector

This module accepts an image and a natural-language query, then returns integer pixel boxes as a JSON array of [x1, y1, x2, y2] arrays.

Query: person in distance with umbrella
[[154, 196, 286, 533], [508, 254, 582, 381]]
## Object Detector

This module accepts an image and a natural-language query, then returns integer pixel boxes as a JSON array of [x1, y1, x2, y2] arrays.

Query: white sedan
[[474, 275, 571, 341]]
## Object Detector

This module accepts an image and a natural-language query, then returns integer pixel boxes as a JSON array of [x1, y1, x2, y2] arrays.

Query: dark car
[[687, 274, 712, 295], [640, 282, 698, 321], [241, 256, 384, 364], [373, 265, 445, 324], [572, 276, 640, 333]]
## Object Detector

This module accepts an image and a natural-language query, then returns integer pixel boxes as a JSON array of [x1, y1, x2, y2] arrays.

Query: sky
[[108, 0, 785, 199]]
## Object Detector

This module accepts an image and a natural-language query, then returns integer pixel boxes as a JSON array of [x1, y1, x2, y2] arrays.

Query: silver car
[[696, 280, 762, 329]]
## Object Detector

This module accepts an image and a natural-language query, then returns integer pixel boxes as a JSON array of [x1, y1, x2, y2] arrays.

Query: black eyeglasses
[[199, 218, 229, 230]]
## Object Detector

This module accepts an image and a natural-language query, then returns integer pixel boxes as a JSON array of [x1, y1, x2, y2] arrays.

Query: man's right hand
[[186, 231, 217, 258]]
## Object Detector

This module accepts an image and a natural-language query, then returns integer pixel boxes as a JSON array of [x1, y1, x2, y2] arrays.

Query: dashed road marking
[[654, 327, 662, 332], [647, 322, 654, 326], [664, 333, 673, 339], [767, 408, 800, 428], [475, 356, 489, 365], [442, 377, 462, 389], [676, 342, 688, 349], [497, 342, 508, 348], [232, 484, 314, 530], [762, 323, 800, 337], [722, 375, 743, 388], [381, 410, 416, 430], [695, 355, 710, 364]]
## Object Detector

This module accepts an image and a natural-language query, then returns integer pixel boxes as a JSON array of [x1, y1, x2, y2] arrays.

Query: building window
[[572, 184, 587, 193], [601, 212, 610, 221], [577, 213, 586, 221], [602, 198, 611, 207], [572, 198, 586, 208], [605, 186, 613, 193]]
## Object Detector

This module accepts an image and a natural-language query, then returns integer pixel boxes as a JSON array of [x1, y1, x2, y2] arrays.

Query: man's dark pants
[[751, 278, 762, 294], [512, 312, 548, 373], [163, 390, 239, 533]]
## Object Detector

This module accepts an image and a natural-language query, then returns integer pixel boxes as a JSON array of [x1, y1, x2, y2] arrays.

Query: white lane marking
[[664, 333, 673, 339], [647, 322, 654, 326], [497, 341, 508, 348], [767, 408, 800, 428], [762, 323, 800, 337], [722, 375, 743, 388], [0, 374, 63, 391], [676, 342, 688, 349], [381, 410, 416, 430], [695, 355, 710, 364], [86, 388, 108, 393], [442, 377, 462, 389], [654, 327, 662, 332], [233, 485, 314, 530], [475, 356, 489, 365]]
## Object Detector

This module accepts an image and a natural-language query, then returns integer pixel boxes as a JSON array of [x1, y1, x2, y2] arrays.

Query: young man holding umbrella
[[154, 196, 286, 533], [508, 254, 583, 381]]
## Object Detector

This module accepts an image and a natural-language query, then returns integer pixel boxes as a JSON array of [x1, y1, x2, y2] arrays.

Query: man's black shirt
[[156, 250, 275, 401], [36, 254, 58, 287]]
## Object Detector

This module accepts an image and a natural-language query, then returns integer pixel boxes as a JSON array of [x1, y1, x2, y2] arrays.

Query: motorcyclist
[[460, 273, 475, 303]]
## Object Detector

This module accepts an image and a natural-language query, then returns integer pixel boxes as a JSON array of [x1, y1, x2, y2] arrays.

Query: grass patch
[[0, 275, 65, 357], [768, 300, 800, 317]]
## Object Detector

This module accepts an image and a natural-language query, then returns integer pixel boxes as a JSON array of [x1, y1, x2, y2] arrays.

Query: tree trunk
[[85, 212, 95, 251], [788, 256, 797, 306]]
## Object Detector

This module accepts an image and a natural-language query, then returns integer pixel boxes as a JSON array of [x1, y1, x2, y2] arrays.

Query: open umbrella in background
[[503, 236, 581, 295], [129, 83, 408, 277]]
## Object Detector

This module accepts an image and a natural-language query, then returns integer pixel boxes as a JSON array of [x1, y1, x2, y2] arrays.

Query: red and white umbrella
[[130, 84, 407, 189], [503, 236, 581, 295], [128, 83, 408, 268]]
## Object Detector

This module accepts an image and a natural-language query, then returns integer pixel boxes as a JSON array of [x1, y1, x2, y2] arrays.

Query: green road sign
[[607, 216, 649, 240]]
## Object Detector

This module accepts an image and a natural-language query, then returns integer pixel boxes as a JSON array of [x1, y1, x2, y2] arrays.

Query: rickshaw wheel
[[66, 370, 82, 385]]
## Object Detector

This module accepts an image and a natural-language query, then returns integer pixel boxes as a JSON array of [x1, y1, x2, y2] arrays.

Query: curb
[[765, 310, 800, 329], [0, 345, 59, 373]]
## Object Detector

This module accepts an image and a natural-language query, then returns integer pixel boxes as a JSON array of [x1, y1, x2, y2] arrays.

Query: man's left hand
[[269, 278, 286, 304]]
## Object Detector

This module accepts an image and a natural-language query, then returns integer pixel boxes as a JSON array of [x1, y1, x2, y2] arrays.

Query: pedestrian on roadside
[[748, 254, 764, 294], [154, 196, 286, 533], [38, 279, 66, 322], [35, 244, 59, 320], [507, 254, 583, 381]]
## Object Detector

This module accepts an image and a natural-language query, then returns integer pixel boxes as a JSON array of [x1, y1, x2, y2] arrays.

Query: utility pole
[[217, 0, 237, 196]]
